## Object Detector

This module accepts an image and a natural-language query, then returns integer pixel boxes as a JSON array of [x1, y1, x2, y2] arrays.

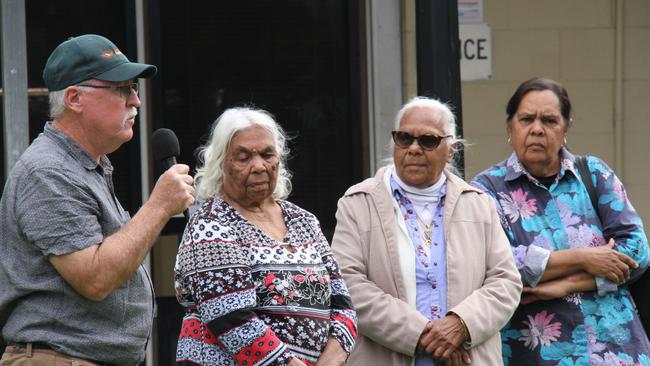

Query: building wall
[[620, 0, 650, 226], [402, 0, 650, 228]]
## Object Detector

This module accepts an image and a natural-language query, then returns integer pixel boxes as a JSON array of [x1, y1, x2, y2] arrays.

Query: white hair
[[385, 96, 466, 170], [48, 89, 67, 119], [194, 107, 292, 202], [394, 96, 459, 142]]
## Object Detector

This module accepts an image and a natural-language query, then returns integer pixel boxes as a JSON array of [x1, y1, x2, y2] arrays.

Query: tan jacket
[[331, 167, 522, 366]]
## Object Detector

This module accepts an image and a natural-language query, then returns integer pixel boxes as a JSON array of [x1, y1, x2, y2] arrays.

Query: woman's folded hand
[[581, 239, 638, 283]]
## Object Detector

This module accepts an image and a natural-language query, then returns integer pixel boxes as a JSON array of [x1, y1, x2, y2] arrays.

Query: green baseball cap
[[43, 34, 157, 91]]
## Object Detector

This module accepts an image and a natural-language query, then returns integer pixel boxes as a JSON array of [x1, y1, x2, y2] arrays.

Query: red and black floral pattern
[[175, 197, 357, 366]]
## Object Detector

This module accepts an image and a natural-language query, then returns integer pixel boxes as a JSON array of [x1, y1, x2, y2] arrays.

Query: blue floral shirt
[[472, 148, 650, 366]]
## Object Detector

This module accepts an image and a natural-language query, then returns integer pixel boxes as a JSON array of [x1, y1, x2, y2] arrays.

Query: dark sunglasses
[[391, 131, 452, 150], [76, 83, 139, 98]]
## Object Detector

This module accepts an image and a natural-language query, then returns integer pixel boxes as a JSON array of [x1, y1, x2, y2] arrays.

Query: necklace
[[414, 211, 433, 247]]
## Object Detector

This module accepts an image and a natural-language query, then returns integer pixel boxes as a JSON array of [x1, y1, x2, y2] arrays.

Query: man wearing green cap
[[0, 34, 194, 365]]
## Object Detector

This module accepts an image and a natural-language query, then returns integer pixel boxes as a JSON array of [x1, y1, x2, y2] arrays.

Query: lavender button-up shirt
[[391, 177, 447, 366]]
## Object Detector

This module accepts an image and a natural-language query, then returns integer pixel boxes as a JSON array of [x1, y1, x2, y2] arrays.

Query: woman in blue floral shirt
[[472, 78, 650, 365]]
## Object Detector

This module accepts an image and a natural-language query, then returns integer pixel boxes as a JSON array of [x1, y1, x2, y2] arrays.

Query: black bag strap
[[575, 156, 601, 222], [576, 156, 650, 333]]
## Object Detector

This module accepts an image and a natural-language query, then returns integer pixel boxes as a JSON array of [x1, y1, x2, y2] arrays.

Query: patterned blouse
[[174, 197, 357, 366], [472, 148, 650, 366]]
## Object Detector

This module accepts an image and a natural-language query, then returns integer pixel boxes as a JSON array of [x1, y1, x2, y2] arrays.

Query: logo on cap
[[101, 49, 123, 58]]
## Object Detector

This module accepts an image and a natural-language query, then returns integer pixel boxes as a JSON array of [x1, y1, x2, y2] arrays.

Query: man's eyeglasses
[[76, 83, 139, 98], [391, 131, 452, 150]]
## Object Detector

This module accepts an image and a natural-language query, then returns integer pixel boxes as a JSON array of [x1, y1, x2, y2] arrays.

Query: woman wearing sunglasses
[[331, 97, 522, 366]]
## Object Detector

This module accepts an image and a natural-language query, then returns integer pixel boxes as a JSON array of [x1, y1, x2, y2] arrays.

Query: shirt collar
[[44, 122, 112, 173], [504, 146, 577, 183]]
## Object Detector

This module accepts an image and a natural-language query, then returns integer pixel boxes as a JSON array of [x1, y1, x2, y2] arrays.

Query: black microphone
[[151, 128, 180, 170], [151, 128, 189, 219]]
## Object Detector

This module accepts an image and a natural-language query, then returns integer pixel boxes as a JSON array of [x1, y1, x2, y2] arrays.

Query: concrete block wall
[[458, 0, 650, 225], [621, 0, 650, 223]]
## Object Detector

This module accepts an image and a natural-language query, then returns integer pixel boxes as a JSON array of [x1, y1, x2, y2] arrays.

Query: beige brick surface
[[509, 0, 612, 29], [401, 0, 417, 100], [483, 0, 509, 30], [464, 134, 513, 180], [624, 80, 650, 132], [625, 0, 650, 27], [492, 30, 560, 81], [461, 81, 518, 136], [565, 133, 615, 168], [563, 80, 614, 134], [560, 29, 615, 80], [623, 131, 650, 184], [624, 28, 650, 79]]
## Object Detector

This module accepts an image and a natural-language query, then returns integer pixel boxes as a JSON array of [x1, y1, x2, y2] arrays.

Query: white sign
[[458, 0, 483, 24], [459, 23, 492, 81]]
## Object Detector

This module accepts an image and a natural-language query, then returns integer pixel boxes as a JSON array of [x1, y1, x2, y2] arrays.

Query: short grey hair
[[194, 107, 292, 202], [386, 96, 466, 171], [48, 79, 100, 119], [48, 89, 67, 119], [394, 96, 460, 144]]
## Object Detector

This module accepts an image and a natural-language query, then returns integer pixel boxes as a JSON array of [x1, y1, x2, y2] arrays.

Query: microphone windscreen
[[151, 128, 180, 162]]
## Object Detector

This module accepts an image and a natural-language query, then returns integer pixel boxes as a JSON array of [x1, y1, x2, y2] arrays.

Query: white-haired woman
[[174, 107, 357, 366], [331, 97, 522, 366]]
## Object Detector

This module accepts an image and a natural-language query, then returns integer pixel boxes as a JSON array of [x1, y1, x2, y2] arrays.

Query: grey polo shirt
[[0, 122, 154, 365]]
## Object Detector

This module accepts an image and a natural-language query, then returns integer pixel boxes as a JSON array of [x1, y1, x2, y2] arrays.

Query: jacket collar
[[344, 165, 483, 219], [441, 169, 482, 226]]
